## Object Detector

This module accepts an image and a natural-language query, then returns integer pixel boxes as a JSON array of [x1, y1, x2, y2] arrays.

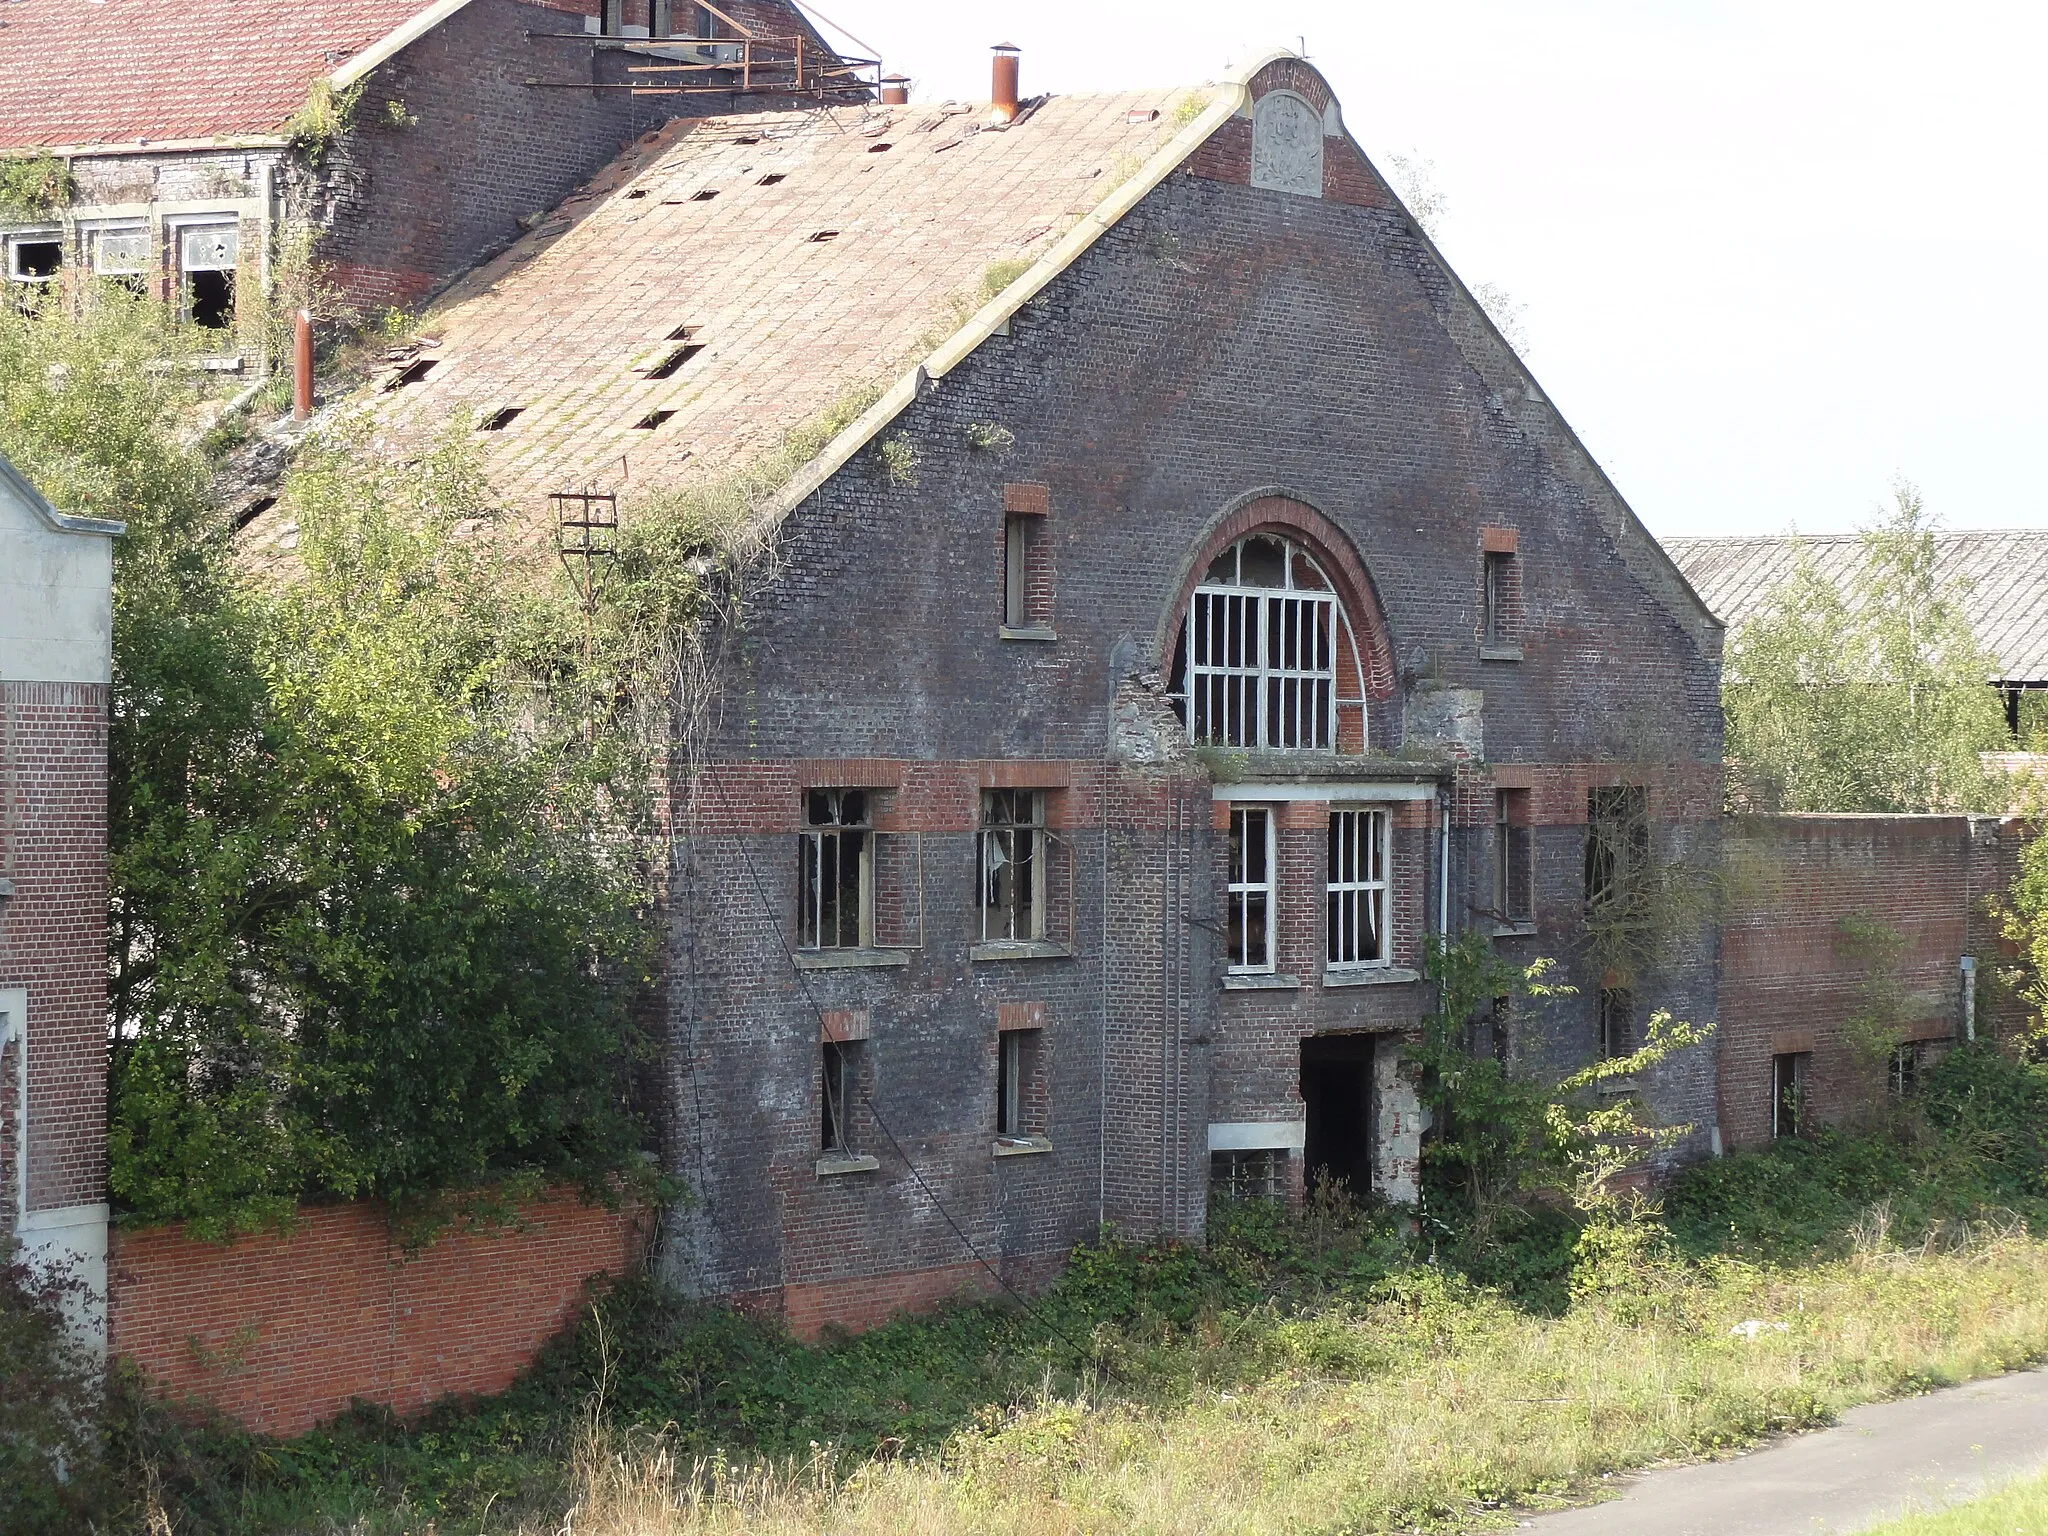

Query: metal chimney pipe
[[990, 43, 1019, 123], [880, 73, 909, 105], [292, 309, 314, 421]]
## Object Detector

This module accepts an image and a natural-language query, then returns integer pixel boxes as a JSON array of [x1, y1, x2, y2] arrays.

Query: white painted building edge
[[1211, 781, 1437, 802], [1208, 1120, 1307, 1152]]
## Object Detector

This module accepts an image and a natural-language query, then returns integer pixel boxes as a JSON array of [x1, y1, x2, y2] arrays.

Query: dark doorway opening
[[1301, 1033, 1376, 1201]]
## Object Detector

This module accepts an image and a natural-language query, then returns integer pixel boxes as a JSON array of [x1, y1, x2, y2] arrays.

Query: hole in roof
[[733, 135, 761, 145], [666, 324, 696, 341], [480, 406, 523, 431], [625, 188, 649, 199], [757, 173, 786, 186], [807, 229, 839, 243], [691, 188, 719, 201], [646, 343, 704, 379], [635, 409, 676, 430], [233, 495, 277, 532], [867, 142, 892, 153], [387, 358, 437, 389]]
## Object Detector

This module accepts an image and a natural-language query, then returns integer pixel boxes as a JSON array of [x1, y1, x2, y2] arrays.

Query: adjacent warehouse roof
[[240, 87, 1208, 565], [1666, 532, 2048, 684]]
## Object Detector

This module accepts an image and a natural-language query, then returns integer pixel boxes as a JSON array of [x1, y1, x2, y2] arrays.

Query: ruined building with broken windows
[[246, 49, 1730, 1333], [0, 0, 855, 368]]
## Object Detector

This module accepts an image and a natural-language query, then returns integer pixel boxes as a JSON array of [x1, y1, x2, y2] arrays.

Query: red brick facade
[[107, 1196, 648, 1434]]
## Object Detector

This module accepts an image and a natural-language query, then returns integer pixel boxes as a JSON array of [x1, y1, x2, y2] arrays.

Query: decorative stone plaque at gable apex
[[1249, 91, 1324, 197]]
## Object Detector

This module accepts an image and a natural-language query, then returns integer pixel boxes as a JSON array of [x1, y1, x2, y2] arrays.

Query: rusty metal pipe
[[880, 72, 909, 105], [293, 309, 313, 421], [990, 43, 1019, 123]]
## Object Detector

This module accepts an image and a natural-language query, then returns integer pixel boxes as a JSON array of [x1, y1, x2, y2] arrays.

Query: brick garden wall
[[1719, 814, 2027, 1149], [107, 1196, 647, 1435]]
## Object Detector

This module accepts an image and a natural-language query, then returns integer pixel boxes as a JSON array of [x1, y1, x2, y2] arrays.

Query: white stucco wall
[[0, 456, 119, 685]]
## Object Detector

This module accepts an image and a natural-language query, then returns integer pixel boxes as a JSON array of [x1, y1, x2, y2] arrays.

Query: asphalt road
[[1517, 1366, 2048, 1535]]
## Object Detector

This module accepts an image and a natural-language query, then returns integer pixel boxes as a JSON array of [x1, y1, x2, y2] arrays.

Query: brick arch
[[1158, 492, 1399, 752]]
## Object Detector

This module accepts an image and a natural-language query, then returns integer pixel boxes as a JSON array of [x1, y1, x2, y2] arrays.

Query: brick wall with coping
[[107, 1195, 648, 1435]]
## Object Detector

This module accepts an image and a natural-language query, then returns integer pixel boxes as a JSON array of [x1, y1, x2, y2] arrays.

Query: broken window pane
[[1180, 533, 1346, 750], [799, 789, 871, 949], [1771, 1051, 1807, 1138], [1326, 808, 1389, 968], [7, 238, 61, 282], [1228, 805, 1274, 971], [979, 789, 1044, 942], [821, 1039, 856, 1152]]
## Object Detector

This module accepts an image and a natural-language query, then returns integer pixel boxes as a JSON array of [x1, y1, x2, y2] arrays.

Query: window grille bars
[[1326, 808, 1390, 967], [1227, 806, 1275, 971]]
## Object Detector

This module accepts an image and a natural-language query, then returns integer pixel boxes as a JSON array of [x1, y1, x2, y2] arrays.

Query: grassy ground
[[68, 1047, 2048, 1534], [1859, 1466, 2048, 1535]]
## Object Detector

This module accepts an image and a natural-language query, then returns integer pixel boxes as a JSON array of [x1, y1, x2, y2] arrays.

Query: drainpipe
[[1960, 955, 1977, 1044], [1437, 791, 1452, 936]]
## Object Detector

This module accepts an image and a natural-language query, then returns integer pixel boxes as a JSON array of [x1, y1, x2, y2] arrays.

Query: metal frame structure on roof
[[523, 0, 879, 99]]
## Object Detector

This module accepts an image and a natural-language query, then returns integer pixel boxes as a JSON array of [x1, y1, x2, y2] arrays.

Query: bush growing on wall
[[1, 292, 662, 1239]]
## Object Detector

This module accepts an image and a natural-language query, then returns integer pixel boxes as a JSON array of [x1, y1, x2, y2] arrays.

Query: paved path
[[1519, 1366, 2048, 1535]]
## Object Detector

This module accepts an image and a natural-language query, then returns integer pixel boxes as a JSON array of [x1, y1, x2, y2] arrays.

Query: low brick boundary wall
[[107, 1196, 647, 1435]]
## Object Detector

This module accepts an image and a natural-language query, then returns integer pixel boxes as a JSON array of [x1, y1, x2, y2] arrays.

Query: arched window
[[1170, 533, 1367, 751]]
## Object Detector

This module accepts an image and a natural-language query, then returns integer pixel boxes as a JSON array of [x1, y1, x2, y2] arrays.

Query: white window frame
[[5, 229, 64, 285], [799, 789, 873, 950], [1227, 804, 1276, 973], [1181, 535, 1366, 751], [1326, 806, 1391, 970], [978, 789, 1045, 942]]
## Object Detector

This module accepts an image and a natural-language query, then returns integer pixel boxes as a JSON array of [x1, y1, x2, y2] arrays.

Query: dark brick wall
[[311, 0, 839, 309], [1719, 814, 2027, 1149], [659, 59, 1725, 1324]]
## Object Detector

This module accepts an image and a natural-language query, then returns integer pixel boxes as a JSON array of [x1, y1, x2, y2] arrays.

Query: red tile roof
[[0, 0, 443, 150]]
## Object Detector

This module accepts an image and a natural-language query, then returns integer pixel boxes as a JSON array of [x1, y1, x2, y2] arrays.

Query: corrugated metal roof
[[1664, 532, 2048, 683]]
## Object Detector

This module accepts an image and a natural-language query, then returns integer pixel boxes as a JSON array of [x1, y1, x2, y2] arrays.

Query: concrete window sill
[[992, 1136, 1052, 1157], [999, 625, 1059, 642], [1491, 920, 1538, 938], [815, 1152, 880, 1176], [1223, 972, 1301, 991], [1323, 966, 1421, 987], [793, 948, 913, 971], [969, 939, 1072, 962], [1479, 643, 1524, 662]]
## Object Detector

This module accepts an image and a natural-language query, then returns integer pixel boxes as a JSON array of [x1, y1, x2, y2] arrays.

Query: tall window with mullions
[[799, 789, 870, 949], [1327, 808, 1390, 968], [979, 789, 1044, 942], [1227, 805, 1275, 972]]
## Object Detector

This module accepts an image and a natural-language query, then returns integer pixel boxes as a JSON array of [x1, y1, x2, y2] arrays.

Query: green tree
[[1, 294, 661, 1238], [1723, 483, 2009, 812]]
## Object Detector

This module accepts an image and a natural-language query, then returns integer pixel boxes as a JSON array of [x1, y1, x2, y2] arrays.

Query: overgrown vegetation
[[0, 1240, 108, 1534], [283, 79, 364, 166], [0, 152, 74, 220], [80, 1045, 2048, 1533], [1, 290, 662, 1240], [1723, 482, 2010, 813]]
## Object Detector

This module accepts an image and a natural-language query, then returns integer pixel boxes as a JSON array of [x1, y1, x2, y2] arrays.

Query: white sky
[[801, 1, 2048, 540]]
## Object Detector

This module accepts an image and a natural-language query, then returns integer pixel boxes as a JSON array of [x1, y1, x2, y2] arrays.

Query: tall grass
[[535, 1228, 2048, 1535]]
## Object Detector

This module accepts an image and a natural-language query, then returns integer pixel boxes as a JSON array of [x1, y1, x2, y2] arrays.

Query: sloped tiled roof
[[0, 0, 441, 149], [1665, 532, 2048, 683], [256, 90, 1205, 560]]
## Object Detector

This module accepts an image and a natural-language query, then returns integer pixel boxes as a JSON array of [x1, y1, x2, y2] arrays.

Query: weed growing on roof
[[876, 432, 920, 486], [0, 153, 74, 220], [284, 79, 364, 166], [963, 421, 1014, 454], [1172, 91, 1210, 128]]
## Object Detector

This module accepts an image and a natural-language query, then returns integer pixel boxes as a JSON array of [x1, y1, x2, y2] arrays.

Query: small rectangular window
[[1228, 805, 1275, 972], [1483, 550, 1512, 642], [979, 790, 1044, 942], [1494, 788, 1533, 923], [821, 1039, 857, 1153], [1327, 808, 1390, 968], [88, 225, 149, 297], [1210, 1148, 1287, 1201], [799, 789, 871, 949], [1598, 986, 1633, 1059], [7, 236, 62, 284], [1771, 1051, 1807, 1138], [996, 1028, 1022, 1136], [1004, 513, 1029, 629]]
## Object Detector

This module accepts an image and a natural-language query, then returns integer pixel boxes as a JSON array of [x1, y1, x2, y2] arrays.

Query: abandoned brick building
[[0, 0, 855, 365], [267, 49, 1730, 1331]]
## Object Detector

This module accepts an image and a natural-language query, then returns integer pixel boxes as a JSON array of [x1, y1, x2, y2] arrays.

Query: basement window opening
[[800, 789, 872, 950], [1210, 1147, 1286, 1202], [480, 406, 522, 431], [634, 409, 676, 430]]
